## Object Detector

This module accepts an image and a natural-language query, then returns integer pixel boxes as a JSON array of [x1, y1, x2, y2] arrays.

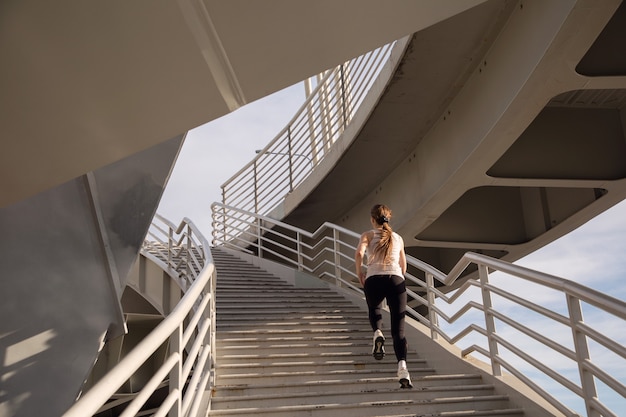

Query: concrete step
[[215, 357, 428, 376], [208, 394, 522, 417], [211, 383, 499, 409], [217, 287, 334, 293], [217, 279, 292, 286], [216, 327, 376, 339], [217, 320, 370, 331], [216, 336, 420, 358], [215, 366, 437, 386], [215, 299, 356, 308], [216, 330, 370, 342], [217, 340, 373, 355], [209, 248, 526, 417], [217, 348, 422, 366], [215, 311, 365, 321], [216, 306, 362, 317], [213, 373, 486, 397]]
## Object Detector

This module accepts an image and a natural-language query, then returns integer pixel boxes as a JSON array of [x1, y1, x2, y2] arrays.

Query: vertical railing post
[[167, 224, 174, 272], [218, 191, 226, 246], [210, 273, 217, 381], [287, 125, 294, 191], [478, 264, 501, 376], [567, 294, 600, 417], [343, 61, 353, 125], [319, 71, 332, 151], [217, 42, 395, 224], [340, 63, 347, 130], [257, 217, 263, 259], [186, 225, 193, 288], [296, 231, 303, 271], [253, 160, 259, 214], [332, 228, 341, 286], [304, 77, 320, 165], [426, 273, 439, 340], [168, 326, 183, 417]]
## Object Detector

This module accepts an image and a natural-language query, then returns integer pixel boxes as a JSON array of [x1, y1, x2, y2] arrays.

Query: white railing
[[212, 202, 626, 417], [220, 38, 403, 218], [64, 215, 216, 417]]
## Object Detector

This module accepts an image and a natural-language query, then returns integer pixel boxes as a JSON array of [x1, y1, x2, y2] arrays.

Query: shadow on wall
[[0, 135, 184, 417]]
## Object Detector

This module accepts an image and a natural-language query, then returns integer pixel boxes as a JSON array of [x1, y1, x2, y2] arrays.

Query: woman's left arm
[[398, 236, 407, 276]]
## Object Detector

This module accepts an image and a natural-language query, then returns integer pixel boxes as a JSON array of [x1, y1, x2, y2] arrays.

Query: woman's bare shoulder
[[361, 229, 375, 240]]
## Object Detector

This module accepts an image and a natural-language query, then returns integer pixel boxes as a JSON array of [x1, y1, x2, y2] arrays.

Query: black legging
[[363, 274, 408, 361]]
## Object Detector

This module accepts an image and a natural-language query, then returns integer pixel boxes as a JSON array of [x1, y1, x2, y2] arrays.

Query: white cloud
[[515, 199, 626, 295]]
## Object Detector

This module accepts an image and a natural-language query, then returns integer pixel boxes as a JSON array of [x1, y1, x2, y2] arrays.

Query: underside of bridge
[[2, 3, 492, 416], [278, 0, 626, 274], [2, 1, 625, 415]]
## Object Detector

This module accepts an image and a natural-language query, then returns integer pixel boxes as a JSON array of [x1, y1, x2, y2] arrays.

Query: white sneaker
[[372, 329, 385, 360], [397, 367, 413, 389]]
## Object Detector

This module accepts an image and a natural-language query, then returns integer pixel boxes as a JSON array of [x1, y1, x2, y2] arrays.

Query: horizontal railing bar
[[65, 264, 212, 416], [491, 310, 576, 361], [182, 319, 211, 382], [119, 354, 179, 417], [485, 283, 571, 326], [186, 360, 212, 417], [455, 324, 487, 346], [452, 253, 626, 319], [221, 68, 336, 189], [575, 321, 626, 360], [66, 215, 215, 417], [493, 355, 580, 417], [581, 358, 626, 398], [493, 334, 583, 397], [152, 389, 179, 417], [182, 346, 211, 416], [212, 201, 626, 417]]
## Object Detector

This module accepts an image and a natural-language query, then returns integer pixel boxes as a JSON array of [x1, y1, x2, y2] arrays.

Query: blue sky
[[157, 82, 306, 233]]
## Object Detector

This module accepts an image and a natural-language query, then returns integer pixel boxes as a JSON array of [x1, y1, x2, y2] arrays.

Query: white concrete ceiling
[[0, 0, 486, 207]]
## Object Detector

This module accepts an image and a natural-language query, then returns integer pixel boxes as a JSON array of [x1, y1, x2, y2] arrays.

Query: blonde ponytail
[[371, 204, 394, 263]]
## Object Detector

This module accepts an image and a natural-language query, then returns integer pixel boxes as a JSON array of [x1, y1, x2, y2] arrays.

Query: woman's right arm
[[355, 232, 369, 286]]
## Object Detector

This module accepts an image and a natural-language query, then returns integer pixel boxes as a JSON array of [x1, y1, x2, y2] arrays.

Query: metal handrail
[[64, 215, 216, 417], [212, 202, 626, 417], [220, 38, 407, 219]]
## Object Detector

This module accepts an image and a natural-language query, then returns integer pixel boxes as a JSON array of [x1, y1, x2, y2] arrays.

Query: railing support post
[[340, 64, 347, 130], [168, 326, 183, 417], [296, 232, 304, 271], [219, 189, 227, 246], [567, 294, 600, 417], [185, 225, 192, 288], [320, 71, 332, 151], [478, 264, 501, 376], [257, 218, 263, 259], [253, 159, 259, 214], [288, 125, 294, 192], [333, 229, 341, 286], [304, 77, 320, 165], [218, 41, 396, 218], [426, 273, 439, 340], [167, 225, 174, 272]]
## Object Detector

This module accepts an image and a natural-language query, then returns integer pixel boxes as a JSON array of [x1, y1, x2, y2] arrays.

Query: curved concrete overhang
[[278, 0, 626, 273], [0, 0, 486, 208]]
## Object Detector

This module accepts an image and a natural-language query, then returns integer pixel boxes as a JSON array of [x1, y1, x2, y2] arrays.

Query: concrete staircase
[[209, 247, 525, 416]]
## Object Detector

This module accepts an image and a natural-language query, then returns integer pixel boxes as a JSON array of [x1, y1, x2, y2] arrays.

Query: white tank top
[[365, 229, 404, 278]]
